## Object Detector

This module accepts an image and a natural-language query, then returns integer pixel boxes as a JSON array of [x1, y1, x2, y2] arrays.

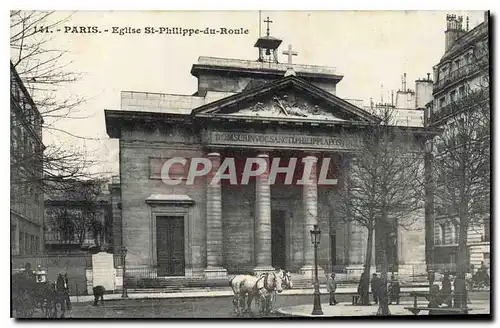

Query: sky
[[21, 10, 486, 178]]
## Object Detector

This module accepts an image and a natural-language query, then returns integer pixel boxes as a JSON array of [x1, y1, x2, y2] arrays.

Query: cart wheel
[[44, 303, 56, 319], [55, 302, 64, 318]]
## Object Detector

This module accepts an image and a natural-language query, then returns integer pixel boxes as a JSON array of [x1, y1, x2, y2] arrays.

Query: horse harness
[[255, 272, 278, 293]]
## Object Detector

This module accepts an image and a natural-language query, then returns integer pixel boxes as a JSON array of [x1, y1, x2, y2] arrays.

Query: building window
[[453, 222, 459, 243], [450, 90, 457, 103], [483, 253, 490, 267], [19, 232, 25, 255], [466, 53, 472, 64], [484, 217, 490, 242], [459, 86, 466, 99], [439, 97, 446, 109], [438, 223, 445, 244]]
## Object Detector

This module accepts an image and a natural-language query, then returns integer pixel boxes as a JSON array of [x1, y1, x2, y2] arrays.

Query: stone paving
[[276, 301, 491, 317]]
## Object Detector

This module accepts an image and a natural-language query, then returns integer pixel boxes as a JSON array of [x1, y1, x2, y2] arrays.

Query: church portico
[[213, 147, 341, 276]]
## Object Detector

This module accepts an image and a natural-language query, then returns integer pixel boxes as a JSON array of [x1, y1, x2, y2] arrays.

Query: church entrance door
[[271, 210, 286, 270], [156, 216, 185, 276]]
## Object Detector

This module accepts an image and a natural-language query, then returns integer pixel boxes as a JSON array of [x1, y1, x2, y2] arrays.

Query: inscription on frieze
[[207, 131, 362, 150]]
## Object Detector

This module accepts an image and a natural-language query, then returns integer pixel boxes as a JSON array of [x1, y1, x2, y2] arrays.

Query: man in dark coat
[[371, 273, 381, 305], [441, 273, 452, 307], [388, 274, 401, 305], [327, 273, 338, 305], [428, 284, 443, 315]]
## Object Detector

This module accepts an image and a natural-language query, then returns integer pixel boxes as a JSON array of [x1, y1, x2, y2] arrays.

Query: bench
[[351, 291, 412, 305], [404, 307, 471, 315], [409, 291, 455, 308]]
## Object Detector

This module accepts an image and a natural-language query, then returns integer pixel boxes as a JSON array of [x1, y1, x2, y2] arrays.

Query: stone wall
[[119, 124, 206, 275]]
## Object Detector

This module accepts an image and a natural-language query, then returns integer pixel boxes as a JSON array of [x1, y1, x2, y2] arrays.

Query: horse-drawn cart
[[12, 265, 70, 318]]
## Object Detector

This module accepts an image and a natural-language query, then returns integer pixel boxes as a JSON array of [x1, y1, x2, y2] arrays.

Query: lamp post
[[121, 247, 128, 298], [310, 224, 323, 316]]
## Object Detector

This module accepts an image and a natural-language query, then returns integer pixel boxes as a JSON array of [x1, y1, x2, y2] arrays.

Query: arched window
[[438, 224, 445, 244], [453, 222, 459, 243], [449, 222, 457, 243]]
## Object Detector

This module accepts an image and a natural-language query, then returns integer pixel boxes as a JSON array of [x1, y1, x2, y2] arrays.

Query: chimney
[[415, 76, 434, 110], [484, 11, 489, 23], [445, 14, 465, 52]]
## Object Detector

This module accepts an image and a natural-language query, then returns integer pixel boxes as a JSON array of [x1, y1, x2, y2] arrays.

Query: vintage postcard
[[10, 10, 491, 319]]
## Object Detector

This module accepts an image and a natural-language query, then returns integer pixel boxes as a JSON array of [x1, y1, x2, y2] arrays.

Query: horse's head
[[272, 272, 284, 294], [275, 269, 292, 289], [283, 271, 292, 289]]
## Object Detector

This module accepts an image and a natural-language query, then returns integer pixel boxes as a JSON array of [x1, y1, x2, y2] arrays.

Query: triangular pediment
[[192, 75, 380, 124]]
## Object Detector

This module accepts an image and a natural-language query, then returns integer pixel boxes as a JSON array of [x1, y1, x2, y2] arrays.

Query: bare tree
[[332, 106, 426, 313], [431, 50, 490, 308], [46, 178, 108, 251], [10, 10, 102, 194]]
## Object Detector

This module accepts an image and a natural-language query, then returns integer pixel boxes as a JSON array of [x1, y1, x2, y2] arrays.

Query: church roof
[[106, 75, 439, 139], [191, 56, 343, 81], [192, 74, 381, 124]]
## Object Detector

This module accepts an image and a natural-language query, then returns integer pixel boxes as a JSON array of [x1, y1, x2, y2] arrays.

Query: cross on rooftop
[[283, 44, 298, 67], [264, 16, 273, 36]]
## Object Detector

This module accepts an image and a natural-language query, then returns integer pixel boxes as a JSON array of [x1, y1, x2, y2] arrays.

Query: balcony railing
[[433, 55, 489, 94], [430, 88, 489, 125]]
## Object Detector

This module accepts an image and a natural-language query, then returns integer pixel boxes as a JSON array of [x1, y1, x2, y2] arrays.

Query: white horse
[[230, 274, 259, 315], [251, 272, 284, 315], [267, 269, 293, 312], [230, 270, 288, 316]]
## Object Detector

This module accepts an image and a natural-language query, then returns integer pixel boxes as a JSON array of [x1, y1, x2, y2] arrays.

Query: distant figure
[[23, 263, 35, 279], [371, 273, 381, 305], [453, 276, 468, 308], [479, 261, 487, 273], [327, 273, 338, 306], [93, 285, 105, 306], [388, 274, 400, 305], [441, 273, 452, 307], [428, 284, 443, 315]]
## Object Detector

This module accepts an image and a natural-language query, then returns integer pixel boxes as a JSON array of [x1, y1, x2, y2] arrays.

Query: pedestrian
[[428, 284, 443, 315], [371, 273, 380, 305], [327, 273, 338, 305], [388, 274, 400, 305], [440, 273, 452, 307], [23, 262, 35, 281]]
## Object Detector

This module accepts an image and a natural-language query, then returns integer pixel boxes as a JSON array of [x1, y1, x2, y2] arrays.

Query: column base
[[300, 265, 325, 280], [253, 266, 276, 276], [203, 267, 228, 279]]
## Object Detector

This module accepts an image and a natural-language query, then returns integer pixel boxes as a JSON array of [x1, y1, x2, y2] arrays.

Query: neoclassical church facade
[[105, 32, 431, 279]]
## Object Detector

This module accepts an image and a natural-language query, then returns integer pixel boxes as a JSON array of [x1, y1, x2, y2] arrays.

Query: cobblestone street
[[55, 292, 490, 319]]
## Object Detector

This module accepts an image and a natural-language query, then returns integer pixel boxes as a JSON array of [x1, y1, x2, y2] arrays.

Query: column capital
[[302, 155, 318, 163], [206, 152, 221, 158]]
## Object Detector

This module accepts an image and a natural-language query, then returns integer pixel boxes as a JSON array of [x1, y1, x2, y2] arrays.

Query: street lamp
[[121, 247, 128, 298], [310, 224, 323, 316]]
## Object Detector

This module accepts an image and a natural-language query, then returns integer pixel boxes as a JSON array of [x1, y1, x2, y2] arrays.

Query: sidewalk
[[276, 301, 491, 317], [69, 286, 430, 303]]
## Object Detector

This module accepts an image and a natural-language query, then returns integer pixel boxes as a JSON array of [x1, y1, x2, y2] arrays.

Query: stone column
[[204, 152, 227, 279], [12, 219, 19, 255], [300, 155, 322, 279], [253, 153, 275, 275]]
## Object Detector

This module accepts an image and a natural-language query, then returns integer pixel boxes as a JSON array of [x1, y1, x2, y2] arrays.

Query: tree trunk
[[455, 208, 469, 309], [358, 226, 374, 305], [376, 218, 390, 315]]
